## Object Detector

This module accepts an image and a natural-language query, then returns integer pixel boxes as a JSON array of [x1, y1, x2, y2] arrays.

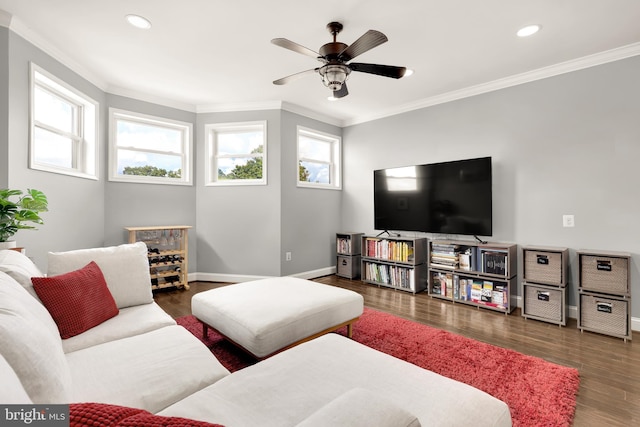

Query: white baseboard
[[189, 266, 336, 284], [189, 271, 638, 332]]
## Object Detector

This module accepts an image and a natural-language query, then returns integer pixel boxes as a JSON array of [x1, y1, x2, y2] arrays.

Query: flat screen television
[[374, 156, 492, 236]]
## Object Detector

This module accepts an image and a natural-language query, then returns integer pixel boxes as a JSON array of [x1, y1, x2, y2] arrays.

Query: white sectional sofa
[[0, 244, 512, 427]]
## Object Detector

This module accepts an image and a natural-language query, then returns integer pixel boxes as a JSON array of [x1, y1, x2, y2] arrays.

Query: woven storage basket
[[523, 283, 563, 323], [579, 293, 628, 337], [523, 250, 563, 285], [580, 255, 628, 294]]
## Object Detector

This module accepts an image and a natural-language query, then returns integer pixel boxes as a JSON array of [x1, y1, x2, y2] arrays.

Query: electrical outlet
[[285, 252, 292, 261], [563, 215, 575, 227]]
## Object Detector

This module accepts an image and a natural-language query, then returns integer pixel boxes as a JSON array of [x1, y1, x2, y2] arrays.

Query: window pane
[[117, 120, 183, 152], [300, 161, 330, 184], [33, 127, 74, 168], [299, 135, 330, 161], [34, 86, 75, 134], [217, 157, 263, 180], [116, 149, 182, 178], [218, 130, 263, 156]]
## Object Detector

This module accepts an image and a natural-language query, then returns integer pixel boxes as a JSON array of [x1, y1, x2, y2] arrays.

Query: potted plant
[[0, 188, 49, 248]]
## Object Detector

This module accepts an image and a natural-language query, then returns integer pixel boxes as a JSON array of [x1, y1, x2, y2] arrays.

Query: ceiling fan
[[271, 22, 407, 99]]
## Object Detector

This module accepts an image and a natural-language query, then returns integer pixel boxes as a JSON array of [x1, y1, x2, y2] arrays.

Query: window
[[30, 64, 98, 179], [205, 121, 267, 186], [297, 127, 341, 189], [109, 109, 193, 185]]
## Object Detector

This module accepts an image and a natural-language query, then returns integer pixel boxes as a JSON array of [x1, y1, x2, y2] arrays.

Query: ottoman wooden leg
[[202, 323, 208, 339]]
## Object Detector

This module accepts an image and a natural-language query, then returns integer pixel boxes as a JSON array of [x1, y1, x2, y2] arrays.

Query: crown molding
[[6, 12, 639, 129], [197, 100, 282, 114], [7, 15, 110, 91], [280, 102, 343, 127], [107, 85, 197, 113], [343, 42, 640, 127]]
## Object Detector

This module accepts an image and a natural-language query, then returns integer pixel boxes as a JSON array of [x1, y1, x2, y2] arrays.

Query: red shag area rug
[[177, 307, 580, 427]]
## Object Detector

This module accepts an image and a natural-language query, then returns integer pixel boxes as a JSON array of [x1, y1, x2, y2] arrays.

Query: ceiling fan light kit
[[319, 64, 350, 91], [272, 21, 406, 99]]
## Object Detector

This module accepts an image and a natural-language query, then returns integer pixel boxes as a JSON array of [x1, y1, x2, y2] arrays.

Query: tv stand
[[376, 230, 391, 237], [428, 239, 517, 314], [361, 235, 427, 294]]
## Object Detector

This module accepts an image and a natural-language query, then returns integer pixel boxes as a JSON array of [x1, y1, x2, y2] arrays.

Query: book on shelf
[[492, 284, 508, 308], [365, 262, 415, 290], [481, 280, 493, 303], [365, 238, 415, 263], [336, 237, 352, 254], [470, 280, 483, 302], [459, 253, 471, 270]]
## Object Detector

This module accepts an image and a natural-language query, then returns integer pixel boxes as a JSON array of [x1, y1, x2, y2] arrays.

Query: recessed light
[[517, 24, 541, 37], [327, 95, 338, 101], [126, 14, 152, 30]]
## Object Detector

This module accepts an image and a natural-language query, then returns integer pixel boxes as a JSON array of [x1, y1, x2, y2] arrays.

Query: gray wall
[[280, 111, 342, 276], [342, 55, 640, 316], [2, 29, 343, 278], [103, 94, 197, 270], [195, 110, 282, 278], [5, 31, 106, 269], [4, 23, 640, 321]]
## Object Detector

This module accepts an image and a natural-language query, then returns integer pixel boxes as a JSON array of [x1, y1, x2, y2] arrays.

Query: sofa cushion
[[0, 271, 72, 403], [159, 334, 512, 427], [296, 388, 421, 427], [66, 325, 230, 413], [0, 353, 33, 404], [0, 248, 44, 300], [62, 302, 176, 353], [70, 402, 224, 427], [32, 261, 119, 339], [47, 242, 153, 309]]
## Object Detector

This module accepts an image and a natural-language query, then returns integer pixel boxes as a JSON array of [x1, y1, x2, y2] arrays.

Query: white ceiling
[[2, 0, 640, 126]]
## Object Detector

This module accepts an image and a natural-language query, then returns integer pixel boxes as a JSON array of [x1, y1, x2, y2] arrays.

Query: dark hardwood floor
[[154, 276, 640, 427]]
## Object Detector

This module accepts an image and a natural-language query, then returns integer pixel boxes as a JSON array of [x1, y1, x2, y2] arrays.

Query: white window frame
[[297, 126, 342, 190], [29, 63, 99, 180], [108, 108, 193, 185], [205, 121, 267, 186]]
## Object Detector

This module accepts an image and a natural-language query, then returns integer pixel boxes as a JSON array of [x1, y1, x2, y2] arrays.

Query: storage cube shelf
[[126, 225, 191, 291], [578, 250, 631, 341], [360, 236, 427, 293], [336, 232, 363, 279], [521, 246, 569, 326], [428, 240, 517, 314]]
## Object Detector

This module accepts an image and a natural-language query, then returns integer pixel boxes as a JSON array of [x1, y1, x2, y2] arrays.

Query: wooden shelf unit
[[360, 235, 428, 294], [336, 232, 363, 279], [428, 239, 518, 314], [521, 246, 569, 326], [577, 249, 631, 341], [126, 225, 191, 291]]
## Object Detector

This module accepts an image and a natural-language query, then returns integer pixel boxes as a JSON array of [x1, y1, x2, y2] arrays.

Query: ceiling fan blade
[[349, 63, 407, 79], [273, 68, 318, 85], [338, 30, 388, 61], [333, 83, 349, 99], [271, 38, 321, 59]]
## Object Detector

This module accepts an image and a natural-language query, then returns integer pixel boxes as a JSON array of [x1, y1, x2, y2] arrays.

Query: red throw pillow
[[32, 261, 119, 339], [69, 402, 225, 427]]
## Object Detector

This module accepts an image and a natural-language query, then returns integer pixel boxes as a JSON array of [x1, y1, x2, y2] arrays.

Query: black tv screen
[[374, 157, 492, 236]]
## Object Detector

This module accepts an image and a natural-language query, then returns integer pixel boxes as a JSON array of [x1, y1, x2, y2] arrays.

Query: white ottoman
[[191, 277, 364, 358]]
